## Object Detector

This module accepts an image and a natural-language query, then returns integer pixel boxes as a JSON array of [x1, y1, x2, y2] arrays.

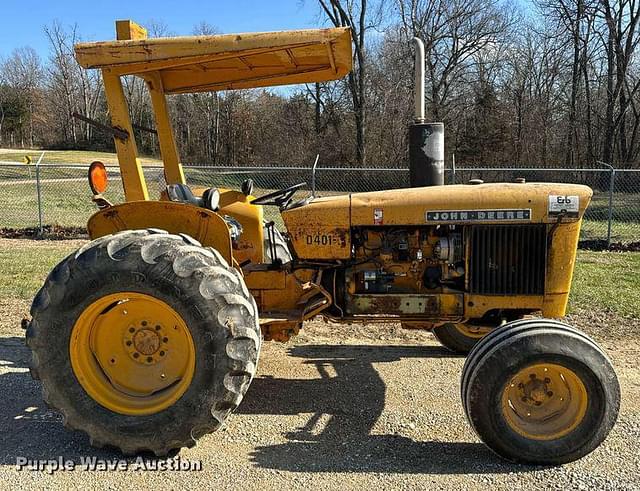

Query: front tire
[[27, 229, 261, 455], [432, 322, 493, 354], [461, 319, 620, 464]]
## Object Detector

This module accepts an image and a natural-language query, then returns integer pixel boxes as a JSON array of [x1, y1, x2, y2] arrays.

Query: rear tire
[[461, 319, 619, 464], [27, 229, 261, 456]]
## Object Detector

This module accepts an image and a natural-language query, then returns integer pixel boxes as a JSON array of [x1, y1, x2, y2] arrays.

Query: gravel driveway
[[1, 319, 638, 490]]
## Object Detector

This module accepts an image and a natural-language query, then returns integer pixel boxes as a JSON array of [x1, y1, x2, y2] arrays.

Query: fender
[[87, 201, 233, 263]]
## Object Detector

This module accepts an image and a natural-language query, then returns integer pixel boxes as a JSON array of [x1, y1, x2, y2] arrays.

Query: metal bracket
[[72, 112, 129, 141]]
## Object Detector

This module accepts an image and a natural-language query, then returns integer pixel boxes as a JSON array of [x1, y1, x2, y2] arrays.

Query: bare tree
[[316, 0, 387, 165], [538, 0, 597, 165], [1, 47, 42, 147], [45, 22, 80, 144], [597, 0, 640, 166], [0, 4, 638, 171], [397, 0, 514, 120]]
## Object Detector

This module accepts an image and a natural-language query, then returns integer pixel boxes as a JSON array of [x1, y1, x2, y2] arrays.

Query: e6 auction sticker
[[548, 195, 579, 217]]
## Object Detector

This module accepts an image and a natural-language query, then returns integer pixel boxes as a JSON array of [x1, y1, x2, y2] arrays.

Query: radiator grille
[[469, 225, 546, 295]]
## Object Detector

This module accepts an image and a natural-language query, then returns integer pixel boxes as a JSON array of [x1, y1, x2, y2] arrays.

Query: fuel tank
[[281, 182, 593, 260]]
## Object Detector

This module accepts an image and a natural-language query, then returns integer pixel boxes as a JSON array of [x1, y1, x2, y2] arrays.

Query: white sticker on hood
[[548, 195, 579, 217]]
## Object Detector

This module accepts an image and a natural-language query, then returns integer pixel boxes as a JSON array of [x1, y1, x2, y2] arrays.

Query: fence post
[[597, 161, 615, 248], [607, 167, 615, 248], [451, 153, 456, 184], [35, 151, 45, 236]]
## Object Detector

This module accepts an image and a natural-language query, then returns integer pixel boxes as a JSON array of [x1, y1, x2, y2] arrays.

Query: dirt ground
[[0, 313, 638, 489], [0, 238, 638, 489]]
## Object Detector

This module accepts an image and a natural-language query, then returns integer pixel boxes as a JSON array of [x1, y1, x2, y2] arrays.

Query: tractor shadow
[[0, 336, 133, 465], [0, 337, 535, 474], [241, 344, 532, 475]]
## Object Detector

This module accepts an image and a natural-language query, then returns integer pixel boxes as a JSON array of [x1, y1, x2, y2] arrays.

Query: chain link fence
[[0, 161, 638, 246], [450, 165, 640, 245]]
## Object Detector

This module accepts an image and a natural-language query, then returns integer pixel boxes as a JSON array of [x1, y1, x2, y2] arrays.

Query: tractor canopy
[[72, 20, 353, 203], [75, 20, 353, 92]]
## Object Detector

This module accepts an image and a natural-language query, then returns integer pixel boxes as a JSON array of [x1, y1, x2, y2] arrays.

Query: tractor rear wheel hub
[[133, 328, 161, 355]]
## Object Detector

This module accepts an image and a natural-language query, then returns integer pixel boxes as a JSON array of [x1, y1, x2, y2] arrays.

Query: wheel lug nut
[[126, 340, 132, 346], [544, 377, 551, 383], [142, 321, 147, 326], [129, 327, 135, 333], [155, 325, 161, 331], [518, 383, 524, 389], [133, 352, 139, 358], [160, 351, 165, 356], [147, 357, 153, 363], [547, 391, 553, 397], [163, 337, 168, 343], [535, 401, 542, 406]]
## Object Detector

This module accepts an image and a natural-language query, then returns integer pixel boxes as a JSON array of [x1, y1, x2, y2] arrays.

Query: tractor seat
[[166, 183, 220, 211]]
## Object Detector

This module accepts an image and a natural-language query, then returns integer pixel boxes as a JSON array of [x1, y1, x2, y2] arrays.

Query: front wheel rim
[[70, 292, 196, 416], [501, 362, 588, 441]]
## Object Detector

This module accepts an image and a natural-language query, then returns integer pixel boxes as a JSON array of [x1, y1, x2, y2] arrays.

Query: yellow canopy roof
[[74, 25, 353, 93]]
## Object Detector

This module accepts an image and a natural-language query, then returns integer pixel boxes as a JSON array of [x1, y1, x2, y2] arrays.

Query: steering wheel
[[250, 182, 307, 209]]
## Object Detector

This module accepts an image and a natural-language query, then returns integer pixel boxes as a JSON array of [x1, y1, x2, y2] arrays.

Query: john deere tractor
[[25, 20, 619, 464]]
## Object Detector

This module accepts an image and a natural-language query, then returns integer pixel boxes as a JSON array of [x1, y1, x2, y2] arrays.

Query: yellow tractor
[[26, 20, 619, 464]]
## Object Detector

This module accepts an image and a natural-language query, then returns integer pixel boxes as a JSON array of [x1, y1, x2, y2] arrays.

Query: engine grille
[[469, 225, 546, 295]]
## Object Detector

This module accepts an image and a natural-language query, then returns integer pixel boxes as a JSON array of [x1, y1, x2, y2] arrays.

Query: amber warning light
[[88, 161, 108, 195]]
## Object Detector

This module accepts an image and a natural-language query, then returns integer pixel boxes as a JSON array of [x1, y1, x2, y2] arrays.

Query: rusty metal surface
[[282, 194, 351, 259], [345, 293, 464, 317]]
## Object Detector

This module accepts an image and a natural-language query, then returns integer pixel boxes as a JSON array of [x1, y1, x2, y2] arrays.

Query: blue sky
[[0, 0, 323, 59]]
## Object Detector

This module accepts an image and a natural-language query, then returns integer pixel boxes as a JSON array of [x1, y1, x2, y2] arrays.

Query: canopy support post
[[102, 69, 149, 201], [145, 72, 186, 185]]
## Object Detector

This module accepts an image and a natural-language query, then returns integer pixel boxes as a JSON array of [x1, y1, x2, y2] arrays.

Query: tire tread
[[27, 229, 261, 456]]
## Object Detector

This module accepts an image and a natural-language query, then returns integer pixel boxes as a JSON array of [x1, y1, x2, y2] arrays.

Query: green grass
[[0, 180, 126, 228], [0, 241, 79, 300], [0, 148, 161, 165], [0, 241, 637, 324], [0, 148, 160, 166], [581, 219, 640, 243], [569, 250, 640, 318], [0, 171, 284, 229], [588, 191, 640, 221]]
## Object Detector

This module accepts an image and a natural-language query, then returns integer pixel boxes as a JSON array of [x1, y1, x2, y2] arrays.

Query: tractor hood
[[281, 183, 592, 260], [348, 182, 592, 225]]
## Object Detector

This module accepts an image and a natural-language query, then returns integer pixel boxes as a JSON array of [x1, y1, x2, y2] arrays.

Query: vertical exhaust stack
[[409, 37, 444, 187]]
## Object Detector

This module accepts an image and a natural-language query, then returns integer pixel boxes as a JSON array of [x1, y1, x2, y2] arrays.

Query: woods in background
[[0, 0, 639, 169]]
